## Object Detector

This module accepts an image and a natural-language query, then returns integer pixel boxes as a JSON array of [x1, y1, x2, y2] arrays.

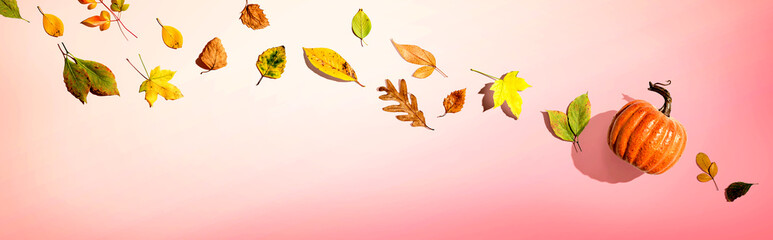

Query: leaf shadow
[[541, 111, 561, 139], [569, 110, 644, 183], [477, 79, 518, 120], [303, 50, 349, 83]]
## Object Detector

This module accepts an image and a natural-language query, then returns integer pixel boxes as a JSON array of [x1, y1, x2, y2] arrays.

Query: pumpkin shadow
[[622, 93, 636, 102], [478, 81, 518, 120], [303, 50, 350, 84], [569, 110, 644, 183]]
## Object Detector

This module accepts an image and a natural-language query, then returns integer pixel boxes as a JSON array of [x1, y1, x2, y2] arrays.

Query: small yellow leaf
[[412, 66, 434, 79], [157, 18, 183, 49], [38, 7, 63, 37], [696, 152, 711, 173], [303, 47, 363, 87], [697, 173, 712, 182], [709, 162, 718, 178]]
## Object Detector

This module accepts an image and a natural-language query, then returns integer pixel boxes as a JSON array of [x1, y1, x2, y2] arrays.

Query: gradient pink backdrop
[[2, 0, 772, 239]]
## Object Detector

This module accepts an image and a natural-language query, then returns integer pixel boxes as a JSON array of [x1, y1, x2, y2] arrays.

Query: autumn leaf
[[126, 55, 183, 107], [37, 6, 63, 37], [391, 39, 447, 79], [1, 0, 28, 22], [303, 47, 363, 87], [81, 10, 111, 31], [156, 18, 182, 49], [471, 69, 531, 118], [352, 9, 371, 47], [78, 0, 98, 10], [546, 93, 590, 151], [725, 182, 756, 202], [696, 152, 719, 190], [196, 37, 228, 74], [240, 1, 269, 30], [256, 45, 286, 86], [110, 0, 129, 12], [59, 43, 119, 104], [378, 79, 433, 130], [439, 88, 466, 118]]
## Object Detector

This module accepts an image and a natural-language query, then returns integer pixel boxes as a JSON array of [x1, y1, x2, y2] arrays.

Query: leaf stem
[[435, 67, 448, 77], [438, 112, 448, 118], [138, 54, 149, 77], [126, 58, 148, 80], [156, 18, 164, 27], [37, 6, 44, 15], [711, 177, 719, 191], [354, 80, 365, 87], [470, 69, 499, 81], [256, 75, 264, 86], [97, 0, 137, 39]]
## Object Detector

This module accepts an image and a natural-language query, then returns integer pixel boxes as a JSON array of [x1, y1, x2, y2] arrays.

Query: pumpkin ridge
[[609, 101, 646, 150], [651, 120, 679, 174], [614, 105, 651, 160], [657, 121, 687, 174], [608, 100, 641, 146], [639, 119, 671, 173], [623, 110, 659, 161], [630, 115, 666, 170]]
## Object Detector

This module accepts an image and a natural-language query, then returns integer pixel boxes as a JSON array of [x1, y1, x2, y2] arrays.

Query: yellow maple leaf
[[139, 66, 183, 107]]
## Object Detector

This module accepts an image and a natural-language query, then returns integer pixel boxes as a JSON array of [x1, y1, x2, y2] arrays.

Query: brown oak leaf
[[439, 88, 466, 117], [196, 37, 228, 74], [240, 1, 269, 30], [377, 79, 433, 130]]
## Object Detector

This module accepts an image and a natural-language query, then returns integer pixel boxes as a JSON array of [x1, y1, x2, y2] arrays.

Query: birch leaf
[[378, 79, 433, 130], [256, 45, 286, 86], [351, 9, 371, 47], [439, 88, 465, 117], [303, 47, 363, 87], [391, 39, 447, 78], [0, 0, 28, 22], [139, 66, 183, 107], [196, 37, 227, 74], [157, 18, 183, 49], [38, 6, 63, 37], [240, 1, 269, 30]]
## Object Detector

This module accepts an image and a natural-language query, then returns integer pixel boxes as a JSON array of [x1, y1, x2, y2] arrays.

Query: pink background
[[2, 0, 772, 239]]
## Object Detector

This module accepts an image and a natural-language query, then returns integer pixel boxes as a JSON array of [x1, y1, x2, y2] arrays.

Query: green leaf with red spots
[[60, 45, 119, 104]]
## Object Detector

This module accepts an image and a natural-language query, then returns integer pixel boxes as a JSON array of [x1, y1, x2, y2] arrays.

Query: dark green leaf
[[725, 182, 755, 202]]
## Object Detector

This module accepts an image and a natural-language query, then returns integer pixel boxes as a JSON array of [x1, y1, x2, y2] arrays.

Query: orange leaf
[[81, 15, 108, 27], [439, 88, 466, 117], [391, 39, 447, 78], [240, 3, 269, 30], [377, 79, 433, 130], [196, 37, 228, 74]]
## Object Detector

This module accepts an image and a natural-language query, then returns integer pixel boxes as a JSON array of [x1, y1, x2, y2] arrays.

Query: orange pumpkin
[[608, 81, 687, 174]]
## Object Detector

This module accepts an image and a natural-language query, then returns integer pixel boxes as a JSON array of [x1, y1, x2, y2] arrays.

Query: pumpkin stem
[[648, 80, 672, 117]]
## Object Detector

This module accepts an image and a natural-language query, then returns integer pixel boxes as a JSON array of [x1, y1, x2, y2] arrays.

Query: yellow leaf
[[697, 173, 712, 182], [139, 66, 183, 107], [709, 162, 718, 178], [38, 7, 63, 37], [391, 39, 447, 78], [472, 69, 530, 118], [303, 47, 363, 87], [240, 2, 269, 30], [157, 18, 183, 49], [696, 152, 711, 173], [196, 37, 228, 74]]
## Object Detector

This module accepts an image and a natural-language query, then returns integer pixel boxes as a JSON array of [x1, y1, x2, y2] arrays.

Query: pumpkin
[[607, 81, 687, 174]]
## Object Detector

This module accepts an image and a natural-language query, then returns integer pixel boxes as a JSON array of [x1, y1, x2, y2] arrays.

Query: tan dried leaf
[[196, 37, 228, 74], [439, 88, 466, 117], [377, 79, 433, 130], [240, 2, 269, 30], [391, 39, 447, 78]]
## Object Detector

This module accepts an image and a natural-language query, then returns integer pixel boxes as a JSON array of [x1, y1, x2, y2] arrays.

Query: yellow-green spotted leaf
[[567, 93, 590, 136], [547, 110, 574, 142], [303, 47, 363, 87], [351, 9, 371, 46], [1, 0, 28, 22], [256, 45, 286, 86]]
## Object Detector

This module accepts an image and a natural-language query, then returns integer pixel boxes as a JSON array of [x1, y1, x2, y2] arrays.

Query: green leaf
[[256, 45, 286, 85], [725, 182, 755, 202], [546, 110, 575, 142], [0, 0, 28, 22], [63, 58, 91, 104], [567, 93, 590, 136], [351, 9, 371, 45], [74, 58, 120, 97], [111, 0, 129, 12]]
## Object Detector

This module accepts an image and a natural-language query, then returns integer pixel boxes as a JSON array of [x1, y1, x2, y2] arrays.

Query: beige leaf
[[240, 1, 269, 30], [196, 37, 228, 74]]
